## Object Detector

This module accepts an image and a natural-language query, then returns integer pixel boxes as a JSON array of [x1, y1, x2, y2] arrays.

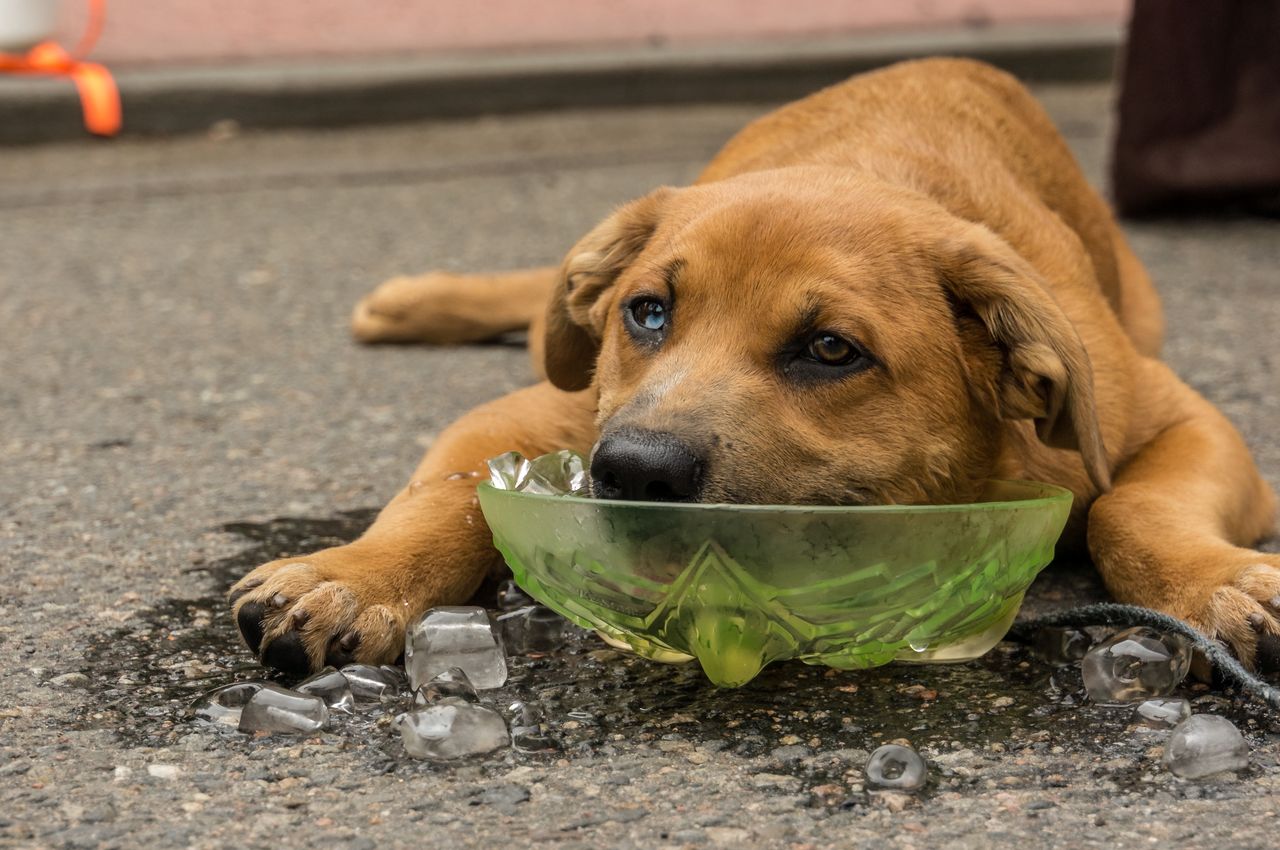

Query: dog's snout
[[591, 430, 703, 502]]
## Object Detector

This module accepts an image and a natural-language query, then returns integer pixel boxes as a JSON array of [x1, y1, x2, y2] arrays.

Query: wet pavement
[[3, 82, 1280, 848]]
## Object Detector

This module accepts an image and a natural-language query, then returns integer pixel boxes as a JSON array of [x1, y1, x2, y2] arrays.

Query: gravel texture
[[2, 83, 1279, 849]]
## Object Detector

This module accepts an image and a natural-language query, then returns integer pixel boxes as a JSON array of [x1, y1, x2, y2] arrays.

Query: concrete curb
[[1, 22, 1121, 144]]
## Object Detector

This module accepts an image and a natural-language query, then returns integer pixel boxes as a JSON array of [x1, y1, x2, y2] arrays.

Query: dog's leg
[[227, 381, 597, 674], [351, 266, 556, 345], [1088, 361, 1279, 664]]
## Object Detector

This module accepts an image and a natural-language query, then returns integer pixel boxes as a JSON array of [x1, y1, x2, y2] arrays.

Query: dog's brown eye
[[784, 331, 875, 383], [807, 333, 855, 365]]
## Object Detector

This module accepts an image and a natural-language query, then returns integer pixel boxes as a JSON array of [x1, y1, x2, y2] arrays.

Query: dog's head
[[545, 171, 1109, 505]]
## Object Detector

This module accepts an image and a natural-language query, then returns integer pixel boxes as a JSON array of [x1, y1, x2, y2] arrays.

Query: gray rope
[[1008, 603, 1280, 711]]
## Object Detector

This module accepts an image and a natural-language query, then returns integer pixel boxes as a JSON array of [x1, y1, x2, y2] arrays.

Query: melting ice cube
[[296, 667, 356, 714], [1081, 627, 1191, 703], [237, 683, 328, 734], [523, 450, 590, 495], [190, 682, 264, 727], [864, 744, 928, 791], [397, 698, 510, 760], [338, 664, 404, 703], [405, 606, 507, 690], [487, 451, 531, 491], [378, 665, 409, 689], [486, 449, 590, 496], [412, 667, 479, 706], [508, 700, 555, 753], [1135, 697, 1191, 729], [1163, 715, 1248, 778], [1033, 627, 1093, 666], [496, 605, 571, 655]]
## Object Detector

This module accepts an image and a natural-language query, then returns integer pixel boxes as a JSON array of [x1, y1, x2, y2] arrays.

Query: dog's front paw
[[351, 272, 468, 344], [228, 548, 409, 675], [1184, 556, 1280, 669]]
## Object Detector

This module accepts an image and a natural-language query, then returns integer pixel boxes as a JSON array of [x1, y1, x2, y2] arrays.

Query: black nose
[[591, 430, 703, 501]]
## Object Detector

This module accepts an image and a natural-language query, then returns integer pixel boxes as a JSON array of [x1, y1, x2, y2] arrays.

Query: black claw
[[325, 632, 361, 668], [262, 630, 313, 676], [236, 601, 268, 654]]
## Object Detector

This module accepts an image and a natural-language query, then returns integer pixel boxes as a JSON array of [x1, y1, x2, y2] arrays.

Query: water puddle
[[74, 511, 1280, 802]]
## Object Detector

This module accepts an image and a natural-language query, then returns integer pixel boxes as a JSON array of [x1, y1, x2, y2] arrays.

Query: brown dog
[[230, 58, 1279, 676]]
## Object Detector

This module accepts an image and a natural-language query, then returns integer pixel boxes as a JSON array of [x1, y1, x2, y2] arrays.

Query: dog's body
[[231, 59, 1279, 675]]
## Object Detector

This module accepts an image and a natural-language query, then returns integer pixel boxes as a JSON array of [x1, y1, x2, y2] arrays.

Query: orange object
[[0, 0, 120, 136]]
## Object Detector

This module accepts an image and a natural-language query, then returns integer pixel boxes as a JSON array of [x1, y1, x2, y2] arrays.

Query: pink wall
[[57, 0, 1127, 67]]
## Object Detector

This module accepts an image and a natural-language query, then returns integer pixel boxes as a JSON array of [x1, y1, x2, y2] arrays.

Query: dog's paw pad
[[228, 553, 411, 674], [236, 601, 269, 654], [261, 629, 312, 676]]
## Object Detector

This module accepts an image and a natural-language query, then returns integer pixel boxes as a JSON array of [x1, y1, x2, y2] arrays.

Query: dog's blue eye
[[630, 299, 666, 331]]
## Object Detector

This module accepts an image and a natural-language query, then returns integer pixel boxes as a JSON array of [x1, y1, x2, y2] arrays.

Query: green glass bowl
[[477, 481, 1073, 687]]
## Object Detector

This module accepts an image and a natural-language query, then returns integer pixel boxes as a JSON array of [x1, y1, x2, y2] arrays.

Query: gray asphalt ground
[[3, 81, 1280, 849]]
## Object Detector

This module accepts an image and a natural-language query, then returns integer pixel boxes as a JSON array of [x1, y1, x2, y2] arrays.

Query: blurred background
[[46, 0, 1123, 66], [9, 0, 1275, 214], [5, 0, 1124, 146]]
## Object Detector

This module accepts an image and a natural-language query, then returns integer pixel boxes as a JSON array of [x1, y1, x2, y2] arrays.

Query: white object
[[0, 0, 59, 52]]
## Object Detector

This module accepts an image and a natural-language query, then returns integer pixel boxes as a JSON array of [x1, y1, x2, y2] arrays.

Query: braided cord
[[1008, 603, 1280, 711]]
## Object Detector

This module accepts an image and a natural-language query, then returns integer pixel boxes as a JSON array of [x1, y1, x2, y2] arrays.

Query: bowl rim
[[477, 478, 1074, 515]]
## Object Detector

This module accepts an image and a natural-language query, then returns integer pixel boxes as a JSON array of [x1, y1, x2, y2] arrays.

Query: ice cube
[[522, 450, 590, 495], [487, 451, 531, 491], [496, 605, 570, 655], [396, 698, 510, 760], [1033, 627, 1093, 666], [1081, 627, 1191, 704], [405, 606, 507, 690], [237, 683, 328, 734], [1163, 715, 1249, 778], [379, 664, 409, 689], [496, 579, 534, 611], [338, 664, 403, 703], [508, 700, 555, 753], [486, 449, 589, 496], [295, 667, 356, 714], [865, 744, 927, 791], [190, 682, 264, 727], [412, 667, 479, 706], [1135, 697, 1191, 729]]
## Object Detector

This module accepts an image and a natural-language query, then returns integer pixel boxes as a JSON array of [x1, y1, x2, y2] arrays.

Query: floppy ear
[[937, 223, 1112, 492], [544, 189, 672, 391]]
